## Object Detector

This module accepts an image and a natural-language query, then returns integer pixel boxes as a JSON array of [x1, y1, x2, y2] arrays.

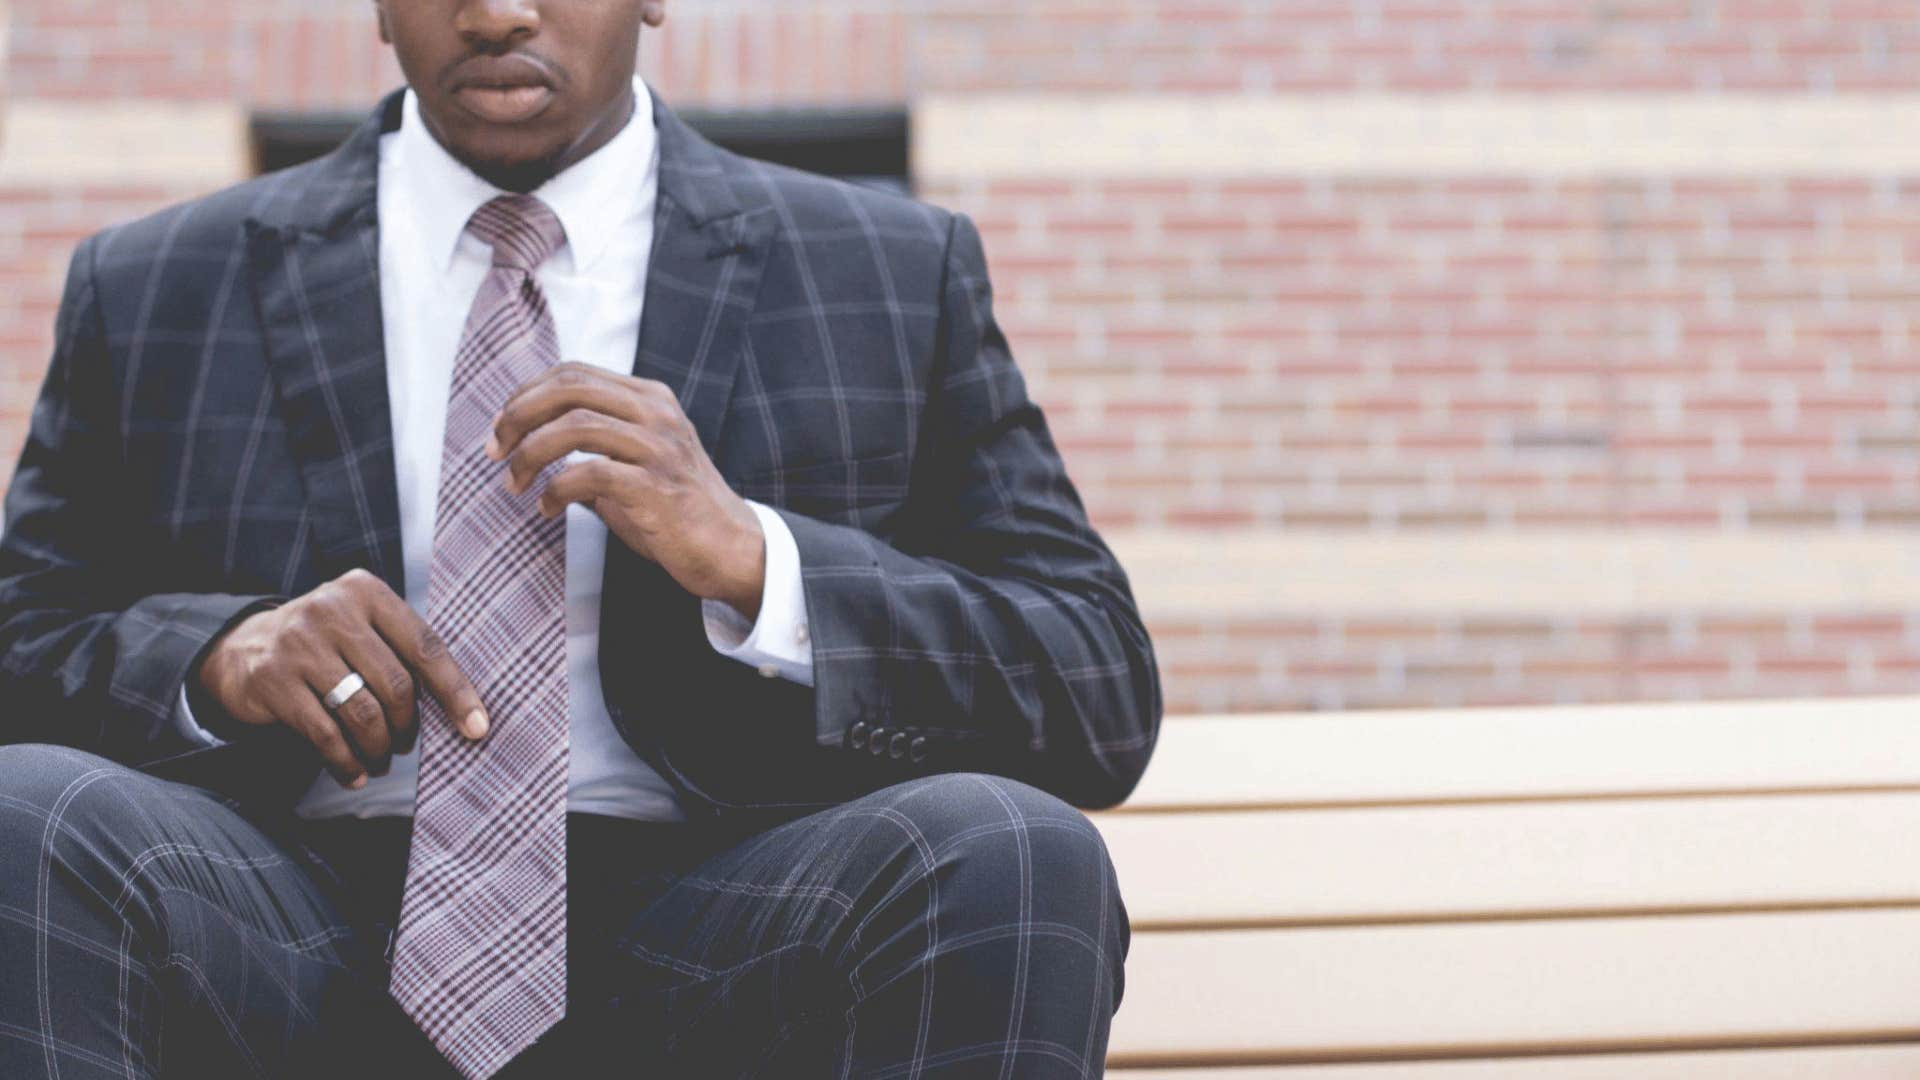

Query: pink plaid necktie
[[390, 194, 570, 1079]]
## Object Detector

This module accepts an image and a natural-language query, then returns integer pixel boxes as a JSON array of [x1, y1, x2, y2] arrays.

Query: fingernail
[[484, 434, 502, 461], [349, 775, 368, 790], [465, 709, 490, 739]]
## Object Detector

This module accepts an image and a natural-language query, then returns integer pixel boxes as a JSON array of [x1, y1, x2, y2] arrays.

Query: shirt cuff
[[702, 500, 815, 687], [173, 684, 227, 748]]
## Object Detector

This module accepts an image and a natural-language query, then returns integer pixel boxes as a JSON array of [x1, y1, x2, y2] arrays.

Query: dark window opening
[[251, 105, 911, 196]]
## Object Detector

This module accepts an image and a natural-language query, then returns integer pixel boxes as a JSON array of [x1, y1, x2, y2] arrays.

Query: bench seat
[[1097, 696, 1920, 1076]]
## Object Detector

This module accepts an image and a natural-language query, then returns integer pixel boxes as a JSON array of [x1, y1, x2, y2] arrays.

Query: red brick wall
[[920, 0, 1920, 93], [4, 1, 1918, 716], [921, 173, 1920, 533]]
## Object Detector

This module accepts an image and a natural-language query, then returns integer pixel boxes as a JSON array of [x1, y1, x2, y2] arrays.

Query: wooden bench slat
[[1124, 696, 1920, 811], [1108, 1042, 1920, 1078], [1098, 791, 1920, 927], [1109, 908, 1920, 1064]]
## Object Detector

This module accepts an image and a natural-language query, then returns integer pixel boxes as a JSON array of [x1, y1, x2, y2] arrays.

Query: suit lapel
[[599, 95, 778, 762], [630, 94, 777, 461], [245, 94, 406, 594]]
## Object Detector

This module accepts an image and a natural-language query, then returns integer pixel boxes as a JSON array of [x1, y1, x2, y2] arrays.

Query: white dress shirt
[[176, 78, 814, 820]]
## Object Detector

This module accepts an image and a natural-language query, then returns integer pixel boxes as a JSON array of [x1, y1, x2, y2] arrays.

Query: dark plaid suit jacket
[[0, 91, 1161, 822]]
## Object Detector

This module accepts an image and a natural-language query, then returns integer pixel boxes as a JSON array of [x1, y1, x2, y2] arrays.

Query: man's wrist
[[715, 506, 767, 619], [185, 675, 250, 742], [700, 500, 814, 686], [183, 598, 279, 742]]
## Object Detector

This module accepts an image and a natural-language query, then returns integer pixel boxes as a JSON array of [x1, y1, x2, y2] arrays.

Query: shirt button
[[757, 663, 779, 679], [795, 622, 810, 645]]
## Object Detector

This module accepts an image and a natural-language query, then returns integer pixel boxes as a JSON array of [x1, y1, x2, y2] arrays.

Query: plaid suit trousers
[[0, 744, 1128, 1079]]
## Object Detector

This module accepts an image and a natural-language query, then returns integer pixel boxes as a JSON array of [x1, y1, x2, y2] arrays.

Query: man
[[0, 1, 1159, 1078]]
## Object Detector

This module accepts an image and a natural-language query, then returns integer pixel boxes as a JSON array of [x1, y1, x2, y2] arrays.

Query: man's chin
[[459, 149, 567, 195]]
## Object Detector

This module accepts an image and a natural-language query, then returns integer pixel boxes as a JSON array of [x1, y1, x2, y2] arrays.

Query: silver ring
[[322, 671, 368, 711]]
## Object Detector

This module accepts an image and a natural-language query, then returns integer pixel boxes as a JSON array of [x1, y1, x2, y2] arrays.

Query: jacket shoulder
[[81, 156, 338, 295], [722, 152, 959, 266]]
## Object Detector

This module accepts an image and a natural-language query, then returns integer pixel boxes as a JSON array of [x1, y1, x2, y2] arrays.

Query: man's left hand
[[487, 362, 765, 619]]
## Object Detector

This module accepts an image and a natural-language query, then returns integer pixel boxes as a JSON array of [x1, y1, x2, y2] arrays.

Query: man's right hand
[[194, 568, 489, 789]]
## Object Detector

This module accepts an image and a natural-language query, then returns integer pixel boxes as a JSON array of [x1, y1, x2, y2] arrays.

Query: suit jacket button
[[909, 736, 928, 764], [868, 727, 890, 756], [847, 722, 869, 750], [888, 732, 910, 760]]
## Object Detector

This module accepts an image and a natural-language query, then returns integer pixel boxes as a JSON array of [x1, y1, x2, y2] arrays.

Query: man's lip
[[452, 84, 557, 125], [447, 52, 558, 94]]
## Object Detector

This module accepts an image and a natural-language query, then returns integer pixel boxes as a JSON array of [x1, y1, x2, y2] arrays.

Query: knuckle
[[378, 664, 414, 703], [342, 694, 382, 730], [414, 626, 448, 663], [311, 594, 353, 630], [282, 614, 322, 649], [636, 434, 671, 466]]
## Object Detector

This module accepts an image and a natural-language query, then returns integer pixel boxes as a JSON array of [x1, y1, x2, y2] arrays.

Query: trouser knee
[[0, 745, 144, 901], [865, 773, 1130, 1002]]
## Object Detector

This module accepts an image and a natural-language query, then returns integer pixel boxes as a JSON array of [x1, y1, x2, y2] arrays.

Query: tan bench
[[1096, 696, 1920, 1077]]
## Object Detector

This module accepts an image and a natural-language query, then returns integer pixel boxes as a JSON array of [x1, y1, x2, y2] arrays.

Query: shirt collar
[[393, 75, 660, 276]]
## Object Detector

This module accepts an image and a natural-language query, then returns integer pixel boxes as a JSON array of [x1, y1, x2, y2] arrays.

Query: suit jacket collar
[[651, 92, 745, 228], [244, 86, 775, 596], [261, 90, 400, 239]]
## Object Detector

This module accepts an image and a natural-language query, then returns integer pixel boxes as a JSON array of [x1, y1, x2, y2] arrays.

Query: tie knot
[[465, 194, 567, 272]]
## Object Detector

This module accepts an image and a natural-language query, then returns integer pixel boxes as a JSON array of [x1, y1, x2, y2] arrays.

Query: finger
[[336, 571, 452, 747], [270, 678, 367, 789], [488, 365, 656, 461], [537, 457, 645, 519], [306, 659, 391, 776], [363, 587, 489, 742], [505, 409, 655, 496], [335, 627, 418, 757]]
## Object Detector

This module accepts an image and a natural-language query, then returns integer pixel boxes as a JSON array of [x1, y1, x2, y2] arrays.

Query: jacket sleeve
[[0, 235, 279, 764], [779, 211, 1162, 809]]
